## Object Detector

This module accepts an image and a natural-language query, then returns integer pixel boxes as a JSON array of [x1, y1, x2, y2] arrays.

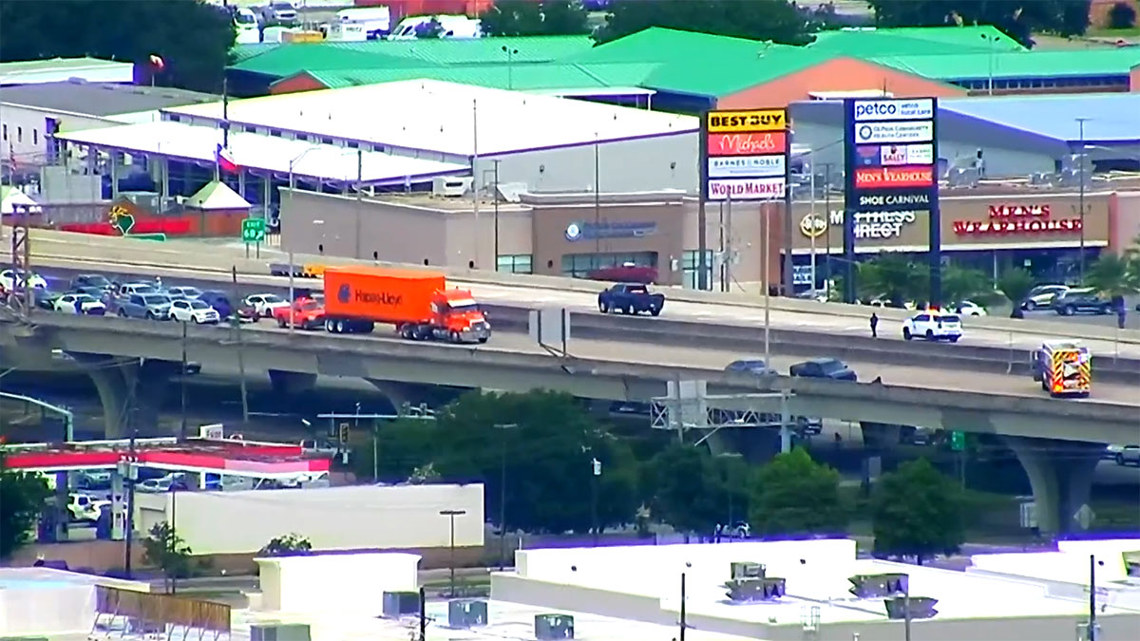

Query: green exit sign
[[950, 431, 966, 451], [242, 217, 266, 243]]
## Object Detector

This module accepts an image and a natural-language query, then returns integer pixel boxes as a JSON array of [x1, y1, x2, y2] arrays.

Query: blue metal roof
[[939, 94, 1140, 144]]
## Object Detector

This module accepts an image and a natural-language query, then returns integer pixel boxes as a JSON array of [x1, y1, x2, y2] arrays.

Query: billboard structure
[[698, 108, 790, 291], [843, 98, 941, 304]]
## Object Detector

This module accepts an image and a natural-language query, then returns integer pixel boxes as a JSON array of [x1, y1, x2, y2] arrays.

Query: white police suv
[[902, 311, 963, 342]]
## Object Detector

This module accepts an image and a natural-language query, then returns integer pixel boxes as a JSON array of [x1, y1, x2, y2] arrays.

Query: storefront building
[[788, 191, 1118, 286]]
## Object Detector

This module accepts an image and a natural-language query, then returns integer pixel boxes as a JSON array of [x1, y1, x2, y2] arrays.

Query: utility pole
[[679, 571, 688, 641], [231, 267, 249, 424], [492, 159, 501, 268], [170, 483, 178, 594], [594, 133, 601, 258], [1076, 117, 1091, 283], [123, 429, 138, 579], [354, 147, 363, 259], [494, 423, 517, 569], [1089, 554, 1099, 641], [590, 457, 602, 546], [179, 320, 188, 440]]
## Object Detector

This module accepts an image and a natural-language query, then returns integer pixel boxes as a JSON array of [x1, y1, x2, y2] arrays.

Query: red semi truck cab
[[321, 266, 491, 343]]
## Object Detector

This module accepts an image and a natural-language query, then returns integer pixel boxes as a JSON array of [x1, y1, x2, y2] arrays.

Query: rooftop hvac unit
[[725, 577, 786, 602], [381, 591, 420, 618], [250, 624, 311, 641], [884, 595, 939, 620], [731, 562, 766, 579], [848, 573, 909, 599], [432, 176, 472, 197], [448, 599, 488, 628], [535, 613, 575, 639]]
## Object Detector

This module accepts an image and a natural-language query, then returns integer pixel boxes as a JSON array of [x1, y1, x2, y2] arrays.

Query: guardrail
[[482, 304, 1140, 385], [28, 229, 1140, 346]]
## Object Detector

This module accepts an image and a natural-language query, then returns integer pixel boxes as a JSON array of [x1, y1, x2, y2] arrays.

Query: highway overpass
[[22, 229, 1140, 361], [1, 312, 1136, 535]]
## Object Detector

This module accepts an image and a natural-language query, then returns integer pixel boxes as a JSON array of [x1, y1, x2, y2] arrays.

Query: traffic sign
[[242, 217, 266, 243], [950, 431, 966, 451]]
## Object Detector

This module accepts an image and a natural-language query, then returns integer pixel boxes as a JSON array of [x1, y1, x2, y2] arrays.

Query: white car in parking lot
[[950, 300, 987, 316], [902, 312, 963, 342], [170, 299, 221, 324], [1110, 445, 1140, 467], [244, 293, 290, 318], [54, 293, 107, 314], [0, 269, 47, 290]]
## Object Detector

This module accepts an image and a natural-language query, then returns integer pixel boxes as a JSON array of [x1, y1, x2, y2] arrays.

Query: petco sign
[[853, 99, 935, 122]]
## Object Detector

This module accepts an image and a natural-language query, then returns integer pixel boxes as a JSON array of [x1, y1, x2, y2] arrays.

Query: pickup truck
[[114, 293, 173, 320], [597, 283, 665, 316], [273, 297, 325, 329]]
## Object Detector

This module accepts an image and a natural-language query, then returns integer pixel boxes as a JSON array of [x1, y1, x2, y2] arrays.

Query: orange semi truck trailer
[[322, 266, 491, 343]]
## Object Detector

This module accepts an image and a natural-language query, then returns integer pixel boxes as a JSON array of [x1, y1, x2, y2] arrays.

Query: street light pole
[[679, 571, 688, 641], [763, 202, 772, 368], [1076, 117, 1091, 283], [439, 509, 466, 598], [494, 423, 517, 569], [492, 159, 501, 269], [590, 457, 602, 546], [179, 320, 188, 439], [501, 46, 518, 91]]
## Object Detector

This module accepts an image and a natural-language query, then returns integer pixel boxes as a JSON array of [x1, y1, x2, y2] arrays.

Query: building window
[[560, 252, 658, 279], [372, 144, 386, 153], [17, 127, 22, 143], [681, 250, 713, 290], [321, 137, 334, 145], [496, 254, 533, 274], [270, 129, 283, 137], [33, 129, 38, 145], [347, 141, 359, 149], [2, 124, 6, 141]]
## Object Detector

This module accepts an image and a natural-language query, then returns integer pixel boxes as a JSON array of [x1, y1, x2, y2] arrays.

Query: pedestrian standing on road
[[74, 298, 82, 315], [1119, 308, 1127, 330], [870, 312, 879, 338]]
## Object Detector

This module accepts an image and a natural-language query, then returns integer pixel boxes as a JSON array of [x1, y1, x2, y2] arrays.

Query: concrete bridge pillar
[[1004, 436, 1101, 536], [79, 355, 174, 438], [267, 369, 317, 396]]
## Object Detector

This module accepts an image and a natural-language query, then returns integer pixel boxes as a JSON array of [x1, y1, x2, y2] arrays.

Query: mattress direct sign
[[704, 107, 787, 200]]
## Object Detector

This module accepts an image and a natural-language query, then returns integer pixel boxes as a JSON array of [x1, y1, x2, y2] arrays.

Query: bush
[[1109, 2, 1137, 29]]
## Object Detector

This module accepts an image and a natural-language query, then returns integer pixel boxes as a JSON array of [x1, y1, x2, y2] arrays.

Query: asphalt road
[[28, 264, 1140, 368]]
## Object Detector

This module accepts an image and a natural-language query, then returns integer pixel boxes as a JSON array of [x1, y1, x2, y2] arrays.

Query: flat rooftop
[[165, 78, 698, 157], [0, 80, 217, 117], [491, 539, 1140, 638]]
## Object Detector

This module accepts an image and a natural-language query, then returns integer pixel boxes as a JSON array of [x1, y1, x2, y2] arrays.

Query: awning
[[55, 120, 469, 186]]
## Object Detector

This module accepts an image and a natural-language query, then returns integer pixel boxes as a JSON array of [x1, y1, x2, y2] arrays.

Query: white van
[[334, 6, 391, 39], [234, 7, 261, 44], [387, 14, 482, 40]]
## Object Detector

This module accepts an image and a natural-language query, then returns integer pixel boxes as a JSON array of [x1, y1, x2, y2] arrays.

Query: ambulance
[[1031, 340, 1091, 398]]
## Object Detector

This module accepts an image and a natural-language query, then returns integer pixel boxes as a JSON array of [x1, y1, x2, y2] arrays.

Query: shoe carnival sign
[[708, 177, 786, 200], [954, 203, 1082, 235]]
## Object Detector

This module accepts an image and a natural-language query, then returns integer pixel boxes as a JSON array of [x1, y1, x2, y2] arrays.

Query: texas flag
[[215, 144, 239, 173]]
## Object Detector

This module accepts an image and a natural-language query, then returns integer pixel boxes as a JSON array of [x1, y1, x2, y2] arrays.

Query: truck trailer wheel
[[450, 330, 461, 343]]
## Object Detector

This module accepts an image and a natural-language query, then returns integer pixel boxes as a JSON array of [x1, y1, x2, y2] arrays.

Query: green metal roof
[[230, 35, 593, 77], [872, 48, 1140, 80], [572, 27, 797, 64], [295, 61, 659, 92], [231, 43, 279, 64], [809, 25, 1025, 56]]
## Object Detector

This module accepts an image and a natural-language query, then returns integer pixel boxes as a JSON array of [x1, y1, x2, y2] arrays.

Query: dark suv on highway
[[789, 358, 858, 382], [1051, 288, 1111, 316]]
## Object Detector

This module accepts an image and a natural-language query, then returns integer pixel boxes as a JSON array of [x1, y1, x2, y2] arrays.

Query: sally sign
[[708, 132, 786, 156]]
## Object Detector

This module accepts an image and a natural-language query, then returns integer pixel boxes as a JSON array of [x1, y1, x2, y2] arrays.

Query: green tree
[[1085, 252, 1140, 299], [594, 0, 813, 46], [369, 390, 639, 535], [142, 522, 193, 592], [857, 253, 927, 306], [480, 0, 588, 37], [259, 533, 313, 557], [642, 443, 749, 535], [997, 266, 1036, 310], [866, 0, 1090, 45], [871, 458, 965, 564], [0, 0, 234, 92], [750, 448, 846, 537], [940, 265, 992, 306], [0, 456, 50, 559]]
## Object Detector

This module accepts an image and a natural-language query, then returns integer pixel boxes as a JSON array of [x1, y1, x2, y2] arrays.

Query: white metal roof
[[55, 120, 468, 185], [164, 78, 699, 157], [506, 540, 1138, 625]]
